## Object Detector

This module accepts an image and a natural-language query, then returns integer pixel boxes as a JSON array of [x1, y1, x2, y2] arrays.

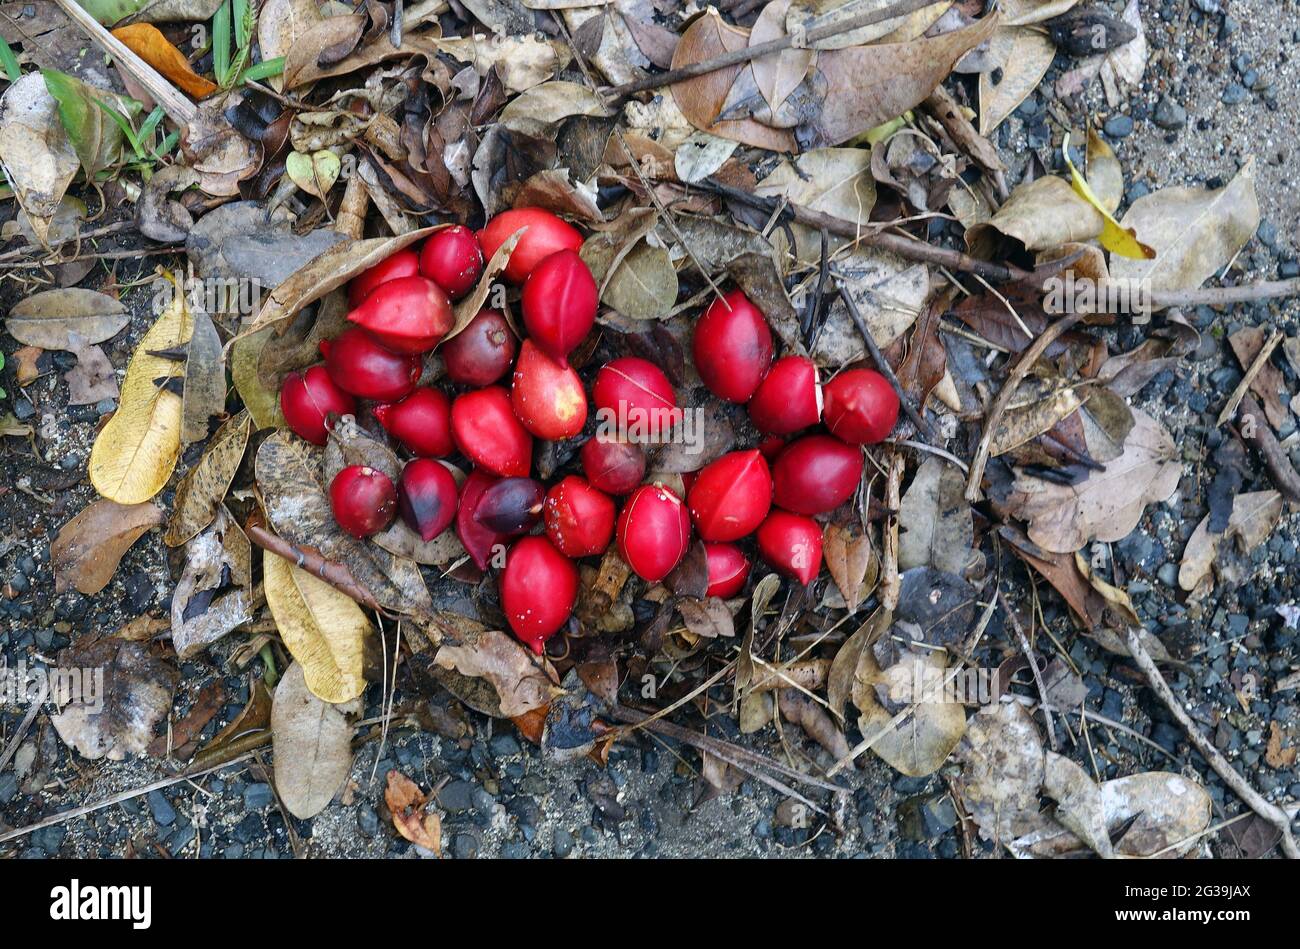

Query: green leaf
[[42, 69, 133, 179], [213, 1, 232, 86], [0, 36, 20, 82], [240, 57, 285, 82]]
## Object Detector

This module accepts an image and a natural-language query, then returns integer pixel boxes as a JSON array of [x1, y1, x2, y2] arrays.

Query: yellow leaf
[[89, 289, 192, 504], [1063, 132, 1154, 260], [112, 24, 219, 99], [263, 550, 369, 704]]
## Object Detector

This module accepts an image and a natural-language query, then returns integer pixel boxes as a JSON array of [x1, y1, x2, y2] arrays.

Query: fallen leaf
[[51, 497, 165, 595], [1178, 490, 1282, 594], [112, 23, 218, 98], [968, 173, 1103, 259], [854, 645, 967, 776], [1062, 133, 1153, 260], [0, 72, 79, 242], [954, 702, 1045, 841], [271, 662, 358, 819], [285, 149, 341, 199], [384, 771, 443, 855], [897, 456, 973, 575], [170, 509, 253, 659], [1265, 722, 1296, 770], [63, 332, 119, 406], [165, 410, 252, 546], [6, 288, 128, 350], [979, 25, 1056, 135], [434, 627, 562, 718]]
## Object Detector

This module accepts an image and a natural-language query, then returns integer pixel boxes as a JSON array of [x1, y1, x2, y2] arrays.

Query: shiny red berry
[[772, 435, 863, 515], [441, 309, 516, 387], [330, 465, 397, 538], [280, 366, 356, 446], [321, 328, 422, 402], [510, 340, 588, 440], [373, 387, 453, 458], [478, 208, 583, 284], [474, 477, 546, 536], [704, 542, 750, 598], [749, 355, 821, 434], [686, 449, 772, 542], [544, 476, 615, 558], [450, 386, 532, 477], [397, 459, 458, 541], [616, 484, 691, 582], [457, 469, 506, 571], [756, 511, 823, 586], [500, 536, 578, 653], [521, 249, 597, 366], [693, 289, 773, 403], [592, 357, 680, 442], [420, 225, 483, 299], [822, 368, 900, 445], [346, 275, 453, 354], [348, 248, 420, 307], [580, 434, 645, 496]]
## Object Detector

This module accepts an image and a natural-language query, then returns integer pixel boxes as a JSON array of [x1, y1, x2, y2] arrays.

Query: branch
[[247, 524, 390, 616], [1235, 395, 1300, 502]]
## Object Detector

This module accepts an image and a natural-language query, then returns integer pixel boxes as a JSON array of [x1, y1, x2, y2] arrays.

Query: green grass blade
[[0, 36, 20, 83], [213, 0, 232, 86], [240, 57, 284, 82]]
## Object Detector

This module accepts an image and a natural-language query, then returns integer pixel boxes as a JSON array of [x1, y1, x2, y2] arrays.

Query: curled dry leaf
[[967, 173, 1103, 259], [778, 689, 850, 760], [384, 770, 443, 855], [1042, 750, 1113, 858], [170, 509, 254, 660], [434, 626, 563, 719], [271, 662, 359, 819], [111, 23, 218, 98], [51, 497, 165, 595], [6, 288, 128, 350], [1178, 490, 1282, 595], [0, 72, 79, 244], [165, 410, 252, 547]]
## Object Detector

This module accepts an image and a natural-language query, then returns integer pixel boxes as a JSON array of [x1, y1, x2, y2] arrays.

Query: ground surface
[[2, 0, 1299, 859]]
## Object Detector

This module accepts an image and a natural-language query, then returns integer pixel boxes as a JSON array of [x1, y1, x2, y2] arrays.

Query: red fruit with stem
[[748, 355, 821, 434], [757, 511, 823, 586], [397, 459, 458, 541], [616, 484, 691, 582], [441, 309, 516, 387], [693, 289, 773, 402], [510, 340, 588, 440], [474, 477, 546, 536], [451, 386, 533, 477], [330, 465, 397, 538], [457, 469, 506, 570], [592, 357, 681, 442], [280, 366, 356, 446], [544, 476, 615, 558], [419, 225, 483, 299], [500, 536, 579, 653], [346, 275, 453, 353], [521, 249, 597, 365], [580, 434, 645, 496], [822, 368, 900, 445], [373, 387, 453, 458], [348, 249, 421, 307], [772, 435, 863, 515], [686, 449, 772, 542], [321, 328, 422, 402], [704, 542, 750, 598], [478, 208, 583, 284]]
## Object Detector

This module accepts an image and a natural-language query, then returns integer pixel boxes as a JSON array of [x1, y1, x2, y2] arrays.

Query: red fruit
[[474, 477, 545, 535], [419, 225, 483, 299], [756, 511, 823, 586], [451, 386, 532, 477], [616, 484, 691, 582], [544, 476, 615, 558], [373, 387, 453, 458], [593, 357, 680, 442], [457, 469, 506, 570], [704, 543, 750, 598], [521, 249, 597, 365], [441, 309, 516, 387], [686, 450, 772, 542], [330, 465, 397, 538], [757, 435, 786, 461], [772, 435, 863, 515], [580, 434, 645, 496], [397, 459, 458, 541], [822, 368, 900, 445], [478, 208, 583, 284], [346, 275, 453, 354], [511, 340, 588, 440], [280, 366, 356, 446], [348, 249, 420, 307], [321, 328, 422, 402], [693, 289, 773, 403], [749, 355, 821, 434], [500, 536, 579, 653]]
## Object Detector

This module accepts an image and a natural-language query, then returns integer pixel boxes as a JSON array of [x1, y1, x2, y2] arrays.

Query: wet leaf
[[51, 497, 165, 595], [271, 662, 358, 819]]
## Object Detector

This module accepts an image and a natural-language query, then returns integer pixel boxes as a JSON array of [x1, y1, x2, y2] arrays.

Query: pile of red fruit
[[279, 208, 901, 657]]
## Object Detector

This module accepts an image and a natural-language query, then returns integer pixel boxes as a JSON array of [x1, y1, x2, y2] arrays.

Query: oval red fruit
[[511, 340, 588, 440], [441, 309, 516, 387], [373, 387, 453, 457], [693, 289, 773, 402], [748, 355, 821, 434], [593, 357, 680, 442], [451, 386, 532, 477], [616, 484, 691, 582], [478, 208, 583, 284], [521, 249, 597, 365], [544, 476, 615, 558], [686, 449, 772, 542], [419, 225, 483, 299], [474, 477, 546, 535], [280, 366, 356, 446], [500, 536, 579, 653], [704, 542, 750, 598], [330, 465, 397, 538], [346, 275, 453, 353], [321, 328, 422, 402], [397, 459, 458, 541], [772, 435, 863, 515], [348, 248, 420, 307], [580, 434, 645, 496], [822, 368, 900, 445], [756, 511, 823, 586], [457, 469, 506, 570]]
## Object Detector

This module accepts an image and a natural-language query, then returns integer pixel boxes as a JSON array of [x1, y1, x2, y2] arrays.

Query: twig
[[605, 0, 941, 98], [0, 221, 133, 263], [247, 524, 389, 615], [879, 451, 905, 612], [1149, 278, 1300, 309], [1234, 395, 1300, 502], [999, 589, 1057, 750], [0, 677, 48, 774], [1124, 627, 1298, 859], [1216, 328, 1282, 427]]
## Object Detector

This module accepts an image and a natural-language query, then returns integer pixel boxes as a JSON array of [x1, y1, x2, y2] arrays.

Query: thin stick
[[999, 589, 1056, 750], [248, 524, 388, 615], [1125, 627, 1298, 859], [1149, 278, 1300, 309], [1216, 328, 1282, 427], [1234, 395, 1300, 502], [0, 677, 47, 774]]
